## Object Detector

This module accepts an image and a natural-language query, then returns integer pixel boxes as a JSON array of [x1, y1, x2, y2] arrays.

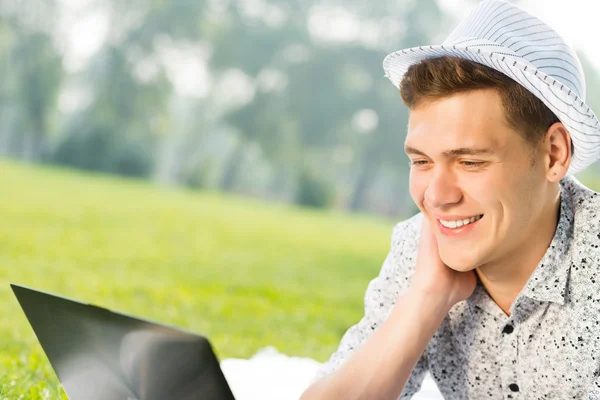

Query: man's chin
[[440, 252, 480, 272], [446, 263, 478, 273]]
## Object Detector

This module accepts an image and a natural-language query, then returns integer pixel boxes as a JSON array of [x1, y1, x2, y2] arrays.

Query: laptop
[[10, 284, 237, 400]]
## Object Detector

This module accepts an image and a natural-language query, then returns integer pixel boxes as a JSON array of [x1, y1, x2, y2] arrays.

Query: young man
[[301, 1, 600, 399]]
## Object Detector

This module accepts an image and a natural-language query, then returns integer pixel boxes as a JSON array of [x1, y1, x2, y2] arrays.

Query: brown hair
[[400, 56, 566, 155]]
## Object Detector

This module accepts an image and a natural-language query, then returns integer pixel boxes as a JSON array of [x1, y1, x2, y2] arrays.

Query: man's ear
[[544, 122, 571, 182]]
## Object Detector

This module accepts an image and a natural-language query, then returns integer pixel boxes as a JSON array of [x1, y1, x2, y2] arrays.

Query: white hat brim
[[383, 44, 600, 175]]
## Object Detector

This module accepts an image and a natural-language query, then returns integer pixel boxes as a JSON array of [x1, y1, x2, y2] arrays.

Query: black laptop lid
[[11, 284, 236, 400]]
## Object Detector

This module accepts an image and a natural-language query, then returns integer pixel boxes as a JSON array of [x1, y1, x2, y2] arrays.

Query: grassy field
[[0, 160, 398, 399]]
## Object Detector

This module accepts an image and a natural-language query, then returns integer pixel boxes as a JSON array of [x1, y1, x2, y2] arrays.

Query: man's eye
[[461, 161, 485, 167], [409, 160, 428, 166]]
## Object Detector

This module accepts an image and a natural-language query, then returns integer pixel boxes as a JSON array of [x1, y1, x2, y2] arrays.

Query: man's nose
[[424, 167, 462, 208]]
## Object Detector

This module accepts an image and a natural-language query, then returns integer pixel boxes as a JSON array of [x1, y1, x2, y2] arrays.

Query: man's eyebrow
[[404, 146, 494, 157]]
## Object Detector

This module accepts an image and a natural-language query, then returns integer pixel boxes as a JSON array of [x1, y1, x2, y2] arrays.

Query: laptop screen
[[11, 284, 236, 400]]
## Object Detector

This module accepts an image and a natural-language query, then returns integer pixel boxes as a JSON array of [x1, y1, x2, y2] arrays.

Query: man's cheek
[[409, 182, 427, 210]]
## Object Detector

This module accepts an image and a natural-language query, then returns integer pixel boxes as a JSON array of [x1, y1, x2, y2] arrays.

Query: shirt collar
[[468, 279, 507, 319], [467, 176, 576, 315], [520, 176, 575, 305]]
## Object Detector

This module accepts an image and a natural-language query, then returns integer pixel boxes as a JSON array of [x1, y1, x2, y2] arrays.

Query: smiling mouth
[[438, 214, 484, 229]]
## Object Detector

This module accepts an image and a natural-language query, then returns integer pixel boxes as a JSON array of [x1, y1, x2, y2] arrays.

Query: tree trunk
[[21, 132, 44, 162], [154, 133, 185, 186], [21, 111, 46, 162], [348, 152, 381, 212], [219, 138, 245, 192]]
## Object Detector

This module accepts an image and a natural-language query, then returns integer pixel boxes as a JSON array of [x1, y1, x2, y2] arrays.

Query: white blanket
[[221, 347, 444, 400]]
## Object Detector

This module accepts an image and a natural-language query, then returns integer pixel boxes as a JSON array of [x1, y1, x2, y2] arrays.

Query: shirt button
[[502, 324, 514, 334], [509, 383, 520, 392]]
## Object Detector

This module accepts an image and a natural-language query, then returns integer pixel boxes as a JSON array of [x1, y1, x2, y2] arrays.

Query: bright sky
[[439, 0, 600, 69]]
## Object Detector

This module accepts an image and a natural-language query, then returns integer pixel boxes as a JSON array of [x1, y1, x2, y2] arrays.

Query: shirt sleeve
[[311, 215, 429, 399]]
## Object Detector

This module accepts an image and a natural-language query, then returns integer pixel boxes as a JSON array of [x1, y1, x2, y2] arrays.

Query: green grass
[[0, 159, 398, 399]]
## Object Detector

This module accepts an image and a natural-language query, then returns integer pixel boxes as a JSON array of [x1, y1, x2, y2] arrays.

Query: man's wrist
[[404, 286, 455, 317]]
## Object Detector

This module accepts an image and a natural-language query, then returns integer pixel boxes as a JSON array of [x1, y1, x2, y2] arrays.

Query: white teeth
[[440, 215, 482, 229]]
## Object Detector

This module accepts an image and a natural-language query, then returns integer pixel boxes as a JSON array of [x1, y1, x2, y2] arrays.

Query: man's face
[[406, 89, 551, 272]]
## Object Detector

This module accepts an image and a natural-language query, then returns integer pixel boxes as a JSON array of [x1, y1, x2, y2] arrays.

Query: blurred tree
[[209, 0, 304, 193], [210, 0, 449, 212], [580, 54, 600, 119], [54, 45, 168, 176], [0, 0, 62, 161], [577, 53, 600, 174], [54, 0, 205, 177], [296, 163, 334, 208]]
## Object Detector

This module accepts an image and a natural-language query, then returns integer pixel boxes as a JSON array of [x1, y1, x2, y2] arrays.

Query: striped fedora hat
[[383, 0, 600, 175]]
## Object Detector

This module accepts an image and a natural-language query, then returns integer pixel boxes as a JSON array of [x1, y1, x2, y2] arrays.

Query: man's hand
[[300, 215, 478, 400], [410, 216, 478, 308]]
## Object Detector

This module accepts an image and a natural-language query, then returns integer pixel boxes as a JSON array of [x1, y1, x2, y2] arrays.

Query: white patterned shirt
[[314, 175, 600, 399]]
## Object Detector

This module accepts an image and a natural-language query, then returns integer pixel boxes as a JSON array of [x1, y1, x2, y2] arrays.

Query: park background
[[2, 0, 600, 398]]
